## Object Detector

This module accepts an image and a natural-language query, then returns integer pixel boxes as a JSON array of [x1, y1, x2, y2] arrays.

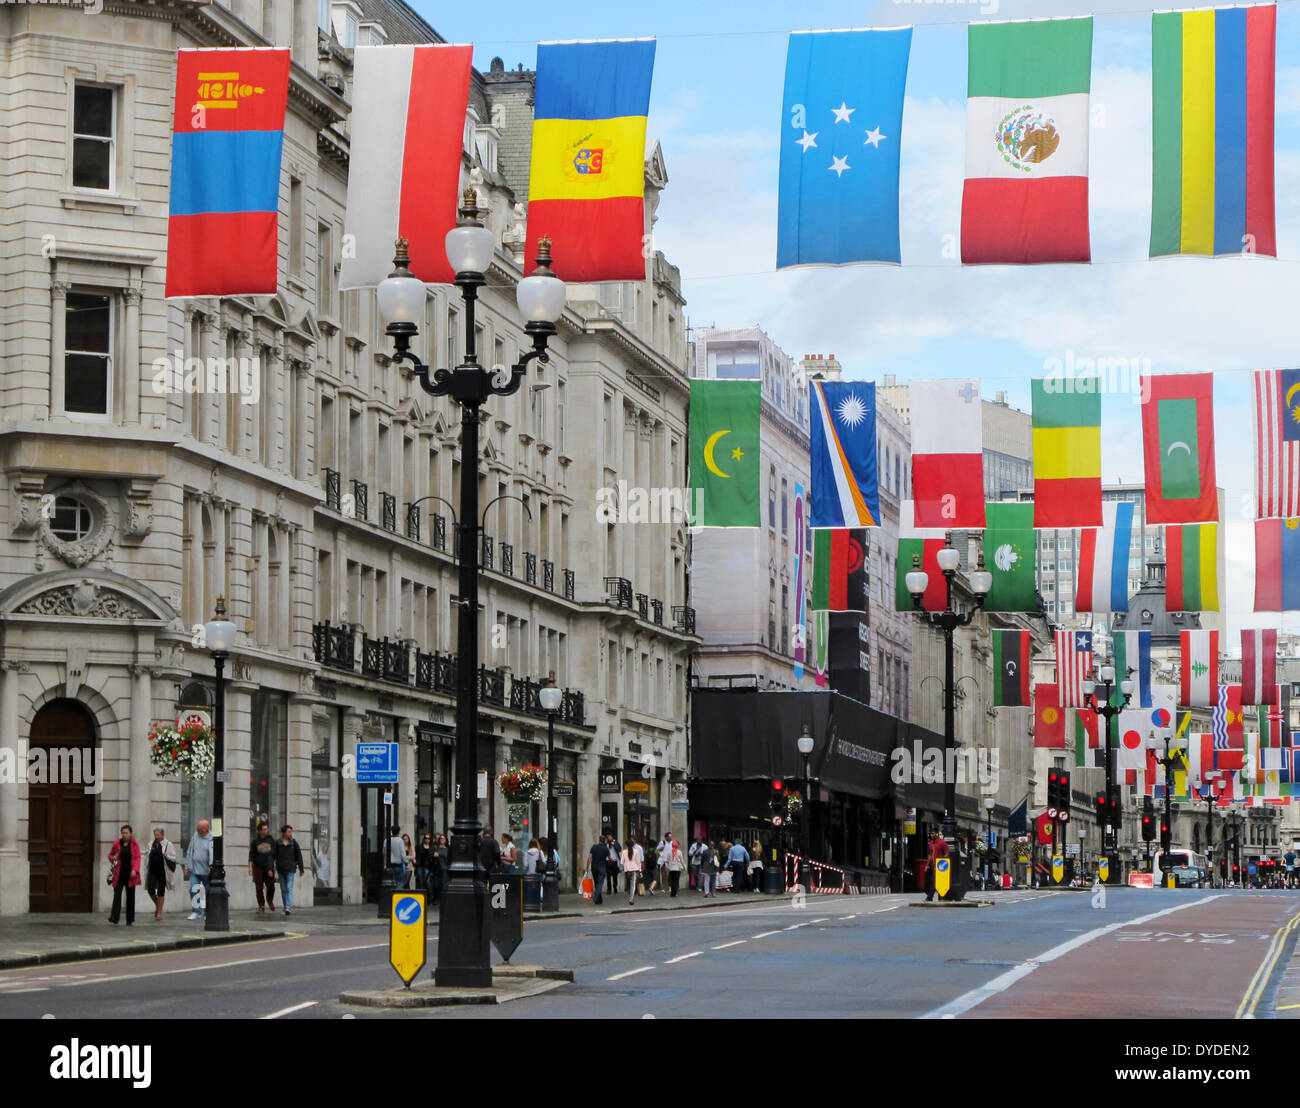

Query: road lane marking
[[922, 895, 1224, 1020], [712, 941, 747, 950], [784, 923, 808, 931], [664, 951, 702, 964], [1277, 1003, 1300, 1011], [810, 918, 829, 924], [607, 966, 654, 981], [752, 931, 781, 938], [262, 1000, 318, 1019], [873, 905, 901, 914], [839, 915, 857, 920], [1237, 907, 1300, 1019]]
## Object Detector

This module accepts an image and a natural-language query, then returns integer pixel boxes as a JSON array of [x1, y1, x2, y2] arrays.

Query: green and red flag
[[993, 629, 1030, 706], [895, 500, 946, 612], [811, 529, 867, 612], [983, 502, 1037, 611], [1141, 372, 1217, 524], [689, 380, 761, 526], [1073, 705, 1101, 767]]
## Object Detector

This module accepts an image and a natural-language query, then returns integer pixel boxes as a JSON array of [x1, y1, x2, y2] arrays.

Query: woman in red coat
[[108, 824, 142, 925]]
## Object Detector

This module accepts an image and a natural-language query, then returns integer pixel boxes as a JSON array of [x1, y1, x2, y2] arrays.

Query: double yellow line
[[1236, 908, 1300, 1019]]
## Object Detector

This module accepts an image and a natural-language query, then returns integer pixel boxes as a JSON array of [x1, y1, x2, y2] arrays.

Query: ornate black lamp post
[[1088, 663, 1133, 882], [539, 680, 563, 912], [796, 724, 814, 890], [203, 597, 237, 932], [378, 191, 566, 987]]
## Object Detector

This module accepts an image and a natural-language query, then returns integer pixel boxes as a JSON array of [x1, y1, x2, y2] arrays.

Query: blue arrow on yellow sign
[[390, 892, 427, 987]]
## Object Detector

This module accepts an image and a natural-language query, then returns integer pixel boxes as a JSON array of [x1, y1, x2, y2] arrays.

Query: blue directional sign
[[394, 896, 422, 925], [357, 742, 398, 783]]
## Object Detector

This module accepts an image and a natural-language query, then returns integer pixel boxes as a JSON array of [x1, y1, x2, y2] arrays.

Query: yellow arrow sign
[[390, 892, 427, 987], [1052, 855, 1064, 884], [934, 857, 951, 899], [1099, 856, 1110, 883]]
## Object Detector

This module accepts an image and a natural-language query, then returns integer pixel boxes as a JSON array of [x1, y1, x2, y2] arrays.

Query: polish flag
[[340, 44, 473, 289]]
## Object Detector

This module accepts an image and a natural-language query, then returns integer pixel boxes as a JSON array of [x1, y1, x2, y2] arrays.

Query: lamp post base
[[205, 865, 230, 932], [377, 875, 398, 919], [434, 826, 492, 988]]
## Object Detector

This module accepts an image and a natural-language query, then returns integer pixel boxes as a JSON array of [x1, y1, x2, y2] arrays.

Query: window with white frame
[[64, 291, 113, 417], [72, 84, 115, 191]]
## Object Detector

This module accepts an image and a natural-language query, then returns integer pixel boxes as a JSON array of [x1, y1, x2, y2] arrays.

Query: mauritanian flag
[[1241, 628, 1278, 705], [688, 381, 761, 527], [527, 39, 656, 282], [1150, 4, 1277, 258], [338, 45, 473, 288], [1031, 378, 1102, 527], [1141, 372, 1218, 525], [1165, 523, 1219, 611], [1254, 517, 1300, 610], [910, 378, 985, 528], [993, 629, 1030, 707], [1180, 629, 1219, 706], [961, 17, 1093, 264]]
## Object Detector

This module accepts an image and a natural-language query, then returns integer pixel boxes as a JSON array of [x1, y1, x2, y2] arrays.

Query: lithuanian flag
[[1150, 4, 1276, 258], [1166, 523, 1219, 612], [526, 39, 656, 282]]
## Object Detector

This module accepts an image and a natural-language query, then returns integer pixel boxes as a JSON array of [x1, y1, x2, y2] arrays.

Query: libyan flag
[[983, 502, 1037, 611], [993, 629, 1030, 706], [689, 381, 761, 526]]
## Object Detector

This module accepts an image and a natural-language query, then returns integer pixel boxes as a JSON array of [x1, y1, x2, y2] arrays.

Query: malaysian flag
[[1252, 369, 1300, 519], [1055, 629, 1093, 707]]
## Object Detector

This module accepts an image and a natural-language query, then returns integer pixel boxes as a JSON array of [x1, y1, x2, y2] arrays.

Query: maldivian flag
[[993, 629, 1030, 707], [1141, 372, 1218, 525], [1113, 629, 1153, 708], [1254, 517, 1300, 611], [811, 529, 867, 612], [1165, 523, 1219, 611], [961, 17, 1093, 264], [1034, 683, 1066, 747], [1150, 4, 1277, 258], [527, 39, 655, 282], [896, 500, 946, 613], [983, 502, 1037, 611], [1074, 706, 1101, 768], [165, 49, 291, 297], [1031, 378, 1102, 527], [910, 378, 985, 528], [689, 381, 760, 526]]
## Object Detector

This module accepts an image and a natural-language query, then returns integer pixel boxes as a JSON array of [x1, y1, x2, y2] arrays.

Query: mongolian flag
[[910, 378, 985, 529], [165, 49, 291, 297], [1031, 377, 1102, 528], [1241, 628, 1279, 706], [1180, 629, 1219, 707], [1165, 523, 1219, 611], [1253, 517, 1300, 611], [526, 39, 656, 282], [809, 381, 880, 527], [811, 529, 867, 612], [1252, 368, 1300, 519], [688, 381, 761, 527], [1034, 683, 1066, 747], [1141, 372, 1218, 525], [993, 629, 1030, 707]]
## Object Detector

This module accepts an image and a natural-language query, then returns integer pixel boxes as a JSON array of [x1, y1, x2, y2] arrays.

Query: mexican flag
[[961, 17, 1093, 264]]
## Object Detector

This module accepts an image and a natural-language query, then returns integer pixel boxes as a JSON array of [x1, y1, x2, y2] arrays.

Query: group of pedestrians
[[584, 834, 761, 905], [386, 827, 451, 900], [245, 821, 306, 916]]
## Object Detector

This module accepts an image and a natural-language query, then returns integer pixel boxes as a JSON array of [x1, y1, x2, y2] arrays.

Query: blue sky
[[417, 0, 1300, 632]]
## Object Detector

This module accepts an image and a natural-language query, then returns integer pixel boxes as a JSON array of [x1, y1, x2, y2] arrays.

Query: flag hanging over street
[[1113, 630, 1153, 708], [1254, 517, 1300, 611], [811, 529, 867, 612], [1034, 683, 1066, 747], [688, 381, 761, 527], [993, 629, 1030, 707], [910, 378, 985, 528], [777, 28, 912, 267], [1180, 629, 1219, 707], [1212, 683, 1245, 750], [809, 380, 880, 527], [793, 483, 807, 681], [895, 501, 947, 613], [1031, 378, 1102, 527], [1055, 629, 1093, 708], [1165, 523, 1219, 611], [527, 39, 656, 282], [961, 17, 1093, 263], [1252, 369, 1300, 519], [1259, 684, 1291, 747], [1074, 705, 1101, 768], [1141, 372, 1218, 524], [982, 502, 1037, 611], [338, 44, 473, 288], [1076, 500, 1135, 612], [1149, 4, 1277, 258], [165, 48, 291, 298], [1242, 628, 1279, 706]]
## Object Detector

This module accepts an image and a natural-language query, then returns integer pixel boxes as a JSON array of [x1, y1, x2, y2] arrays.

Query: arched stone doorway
[[28, 699, 97, 912]]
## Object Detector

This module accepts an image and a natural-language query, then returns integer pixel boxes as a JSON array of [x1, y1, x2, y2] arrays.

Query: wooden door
[[28, 700, 97, 912]]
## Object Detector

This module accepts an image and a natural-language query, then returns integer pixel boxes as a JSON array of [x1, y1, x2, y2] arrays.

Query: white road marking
[[784, 923, 809, 931], [712, 940, 747, 950], [873, 905, 901, 914], [665, 951, 702, 964], [840, 915, 857, 920], [261, 1000, 318, 1019], [752, 930, 781, 938], [921, 895, 1224, 1019], [607, 966, 654, 981], [810, 918, 830, 924]]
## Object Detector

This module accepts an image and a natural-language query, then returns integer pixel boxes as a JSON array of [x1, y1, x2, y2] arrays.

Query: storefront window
[[250, 690, 288, 834], [311, 706, 341, 898]]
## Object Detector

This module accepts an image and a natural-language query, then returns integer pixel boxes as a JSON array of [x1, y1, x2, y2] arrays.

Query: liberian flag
[[165, 49, 291, 298], [1254, 517, 1300, 611], [1253, 369, 1300, 519], [1075, 501, 1135, 613], [1180, 629, 1219, 707], [339, 45, 473, 288], [910, 378, 985, 528], [809, 381, 880, 528], [1141, 372, 1218, 525], [961, 17, 1093, 264], [1113, 629, 1153, 708], [1055, 629, 1093, 708], [1242, 628, 1278, 706]]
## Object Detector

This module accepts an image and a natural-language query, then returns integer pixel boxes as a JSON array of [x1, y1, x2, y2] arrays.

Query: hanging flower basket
[[786, 790, 804, 818], [149, 720, 216, 782], [497, 764, 547, 804]]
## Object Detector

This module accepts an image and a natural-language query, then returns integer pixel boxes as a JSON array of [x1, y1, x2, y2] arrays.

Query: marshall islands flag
[[165, 49, 291, 298], [809, 380, 880, 528]]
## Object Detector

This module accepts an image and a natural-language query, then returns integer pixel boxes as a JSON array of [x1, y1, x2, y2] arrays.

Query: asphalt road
[[2, 888, 1297, 1019]]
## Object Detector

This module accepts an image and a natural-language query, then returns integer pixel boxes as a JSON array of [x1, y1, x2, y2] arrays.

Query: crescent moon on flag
[[1287, 382, 1300, 411], [703, 430, 732, 478], [1005, 660, 1017, 677], [1166, 441, 1192, 457]]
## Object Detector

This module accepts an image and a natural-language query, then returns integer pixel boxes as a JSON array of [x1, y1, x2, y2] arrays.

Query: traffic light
[[1047, 769, 1062, 818], [1095, 791, 1108, 826], [1160, 818, 1171, 855], [1058, 770, 1071, 823], [1108, 784, 1123, 829], [769, 780, 786, 824], [1141, 799, 1155, 842]]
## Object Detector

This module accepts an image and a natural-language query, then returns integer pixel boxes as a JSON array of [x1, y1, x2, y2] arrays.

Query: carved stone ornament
[[16, 579, 149, 619], [37, 483, 116, 568]]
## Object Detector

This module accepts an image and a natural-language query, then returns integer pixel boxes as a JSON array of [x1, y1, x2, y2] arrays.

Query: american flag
[[1252, 369, 1300, 519], [1055, 629, 1093, 707]]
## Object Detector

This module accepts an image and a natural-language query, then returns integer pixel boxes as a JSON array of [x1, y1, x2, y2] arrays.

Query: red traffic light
[[772, 780, 784, 792]]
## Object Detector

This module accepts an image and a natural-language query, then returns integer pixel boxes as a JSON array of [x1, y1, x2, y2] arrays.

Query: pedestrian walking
[[388, 825, 407, 888], [523, 837, 543, 874], [666, 838, 687, 896], [656, 836, 670, 892], [924, 830, 949, 902], [586, 837, 609, 905], [145, 827, 177, 920], [621, 837, 643, 905], [748, 840, 765, 893], [247, 820, 277, 913], [416, 834, 436, 894], [479, 826, 503, 874], [402, 833, 416, 889], [183, 819, 213, 920], [275, 825, 305, 915], [688, 839, 702, 890], [107, 824, 141, 925], [431, 834, 449, 901], [606, 834, 621, 894], [699, 841, 719, 897], [501, 833, 519, 874], [726, 840, 750, 892]]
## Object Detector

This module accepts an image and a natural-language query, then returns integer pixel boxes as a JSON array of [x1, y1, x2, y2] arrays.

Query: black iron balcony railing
[[604, 576, 633, 609], [415, 649, 434, 690], [361, 634, 382, 679], [500, 542, 513, 578], [324, 468, 341, 511], [406, 502, 421, 542], [479, 664, 506, 706], [543, 559, 554, 593], [382, 637, 409, 683], [481, 533, 493, 571], [312, 620, 354, 671], [636, 592, 649, 620], [433, 513, 447, 552], [382, 492, 397, 533], [352, 479, 368, 522], [651, 598, 664, 625], [510, 675, 543, 715], [562, 689, 585, 726], [524, 552, 537, 586], [563, 568, 575, 601], [434, 651, 457, 694], [672, 605, 697, 635]]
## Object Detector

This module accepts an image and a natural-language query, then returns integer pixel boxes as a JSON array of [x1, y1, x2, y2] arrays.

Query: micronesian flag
[[809, 380, 880, 527], [165, 49, 291, 298], [777, 28, 912, 267]]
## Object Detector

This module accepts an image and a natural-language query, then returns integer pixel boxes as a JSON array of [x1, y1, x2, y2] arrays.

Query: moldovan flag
[[1165, 523, 1219, 611], [1076, 500, 1135, 612], [910, 378, 985, 528], [895, 500, 946, 613], [1034, 683, 1066, 747], [1252, 369, 1300, 519], [339, 45, 473, 288], [165, 49, 291, 298], [993, 629, 1030, 707], [1031, 378, 1102, 527], [1242, 628, 1279, 705], [1180, 629, 1219, 706], [1141, 372, 1218, 524], [1149, 4, 1277, 258], [1253, 517, 1300, 611], [527, 39, 656, 282], [1113, 629, 1153, 708], [961, 17, 1093, 264]]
